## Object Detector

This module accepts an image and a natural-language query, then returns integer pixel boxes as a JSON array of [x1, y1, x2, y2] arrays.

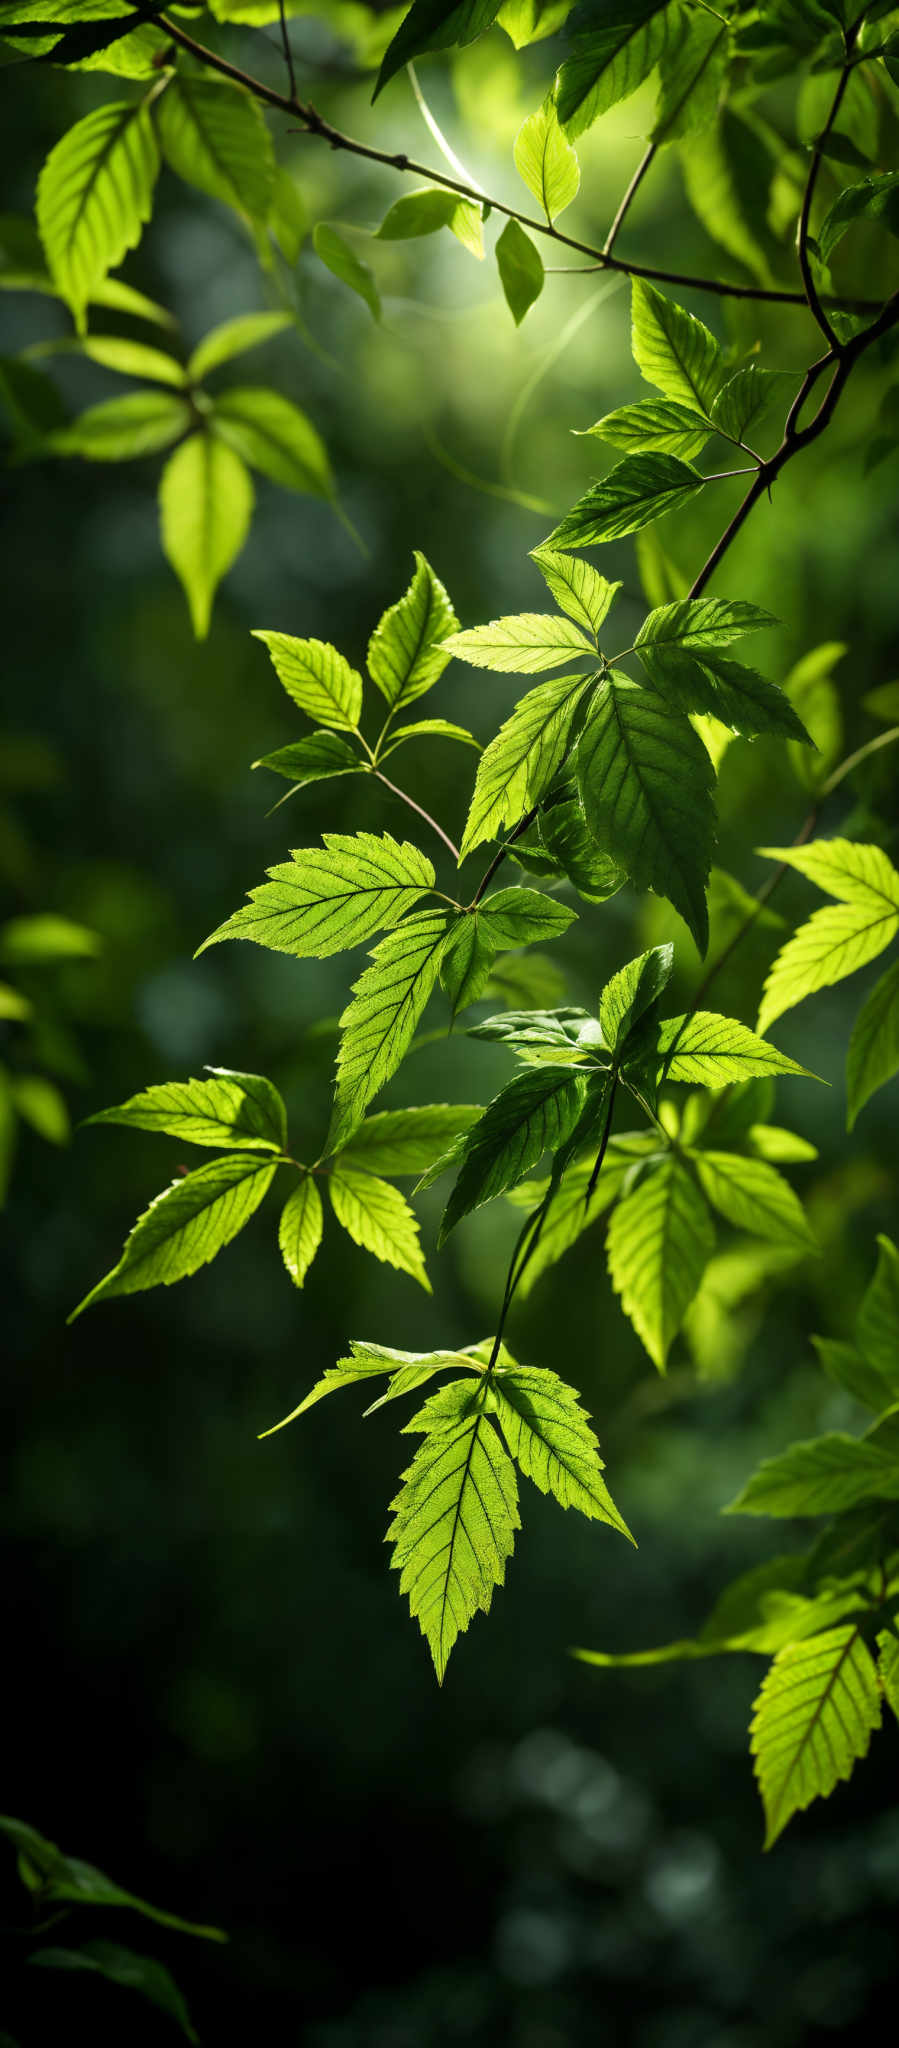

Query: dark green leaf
[[335, 1103, 482, 1175], [374, 0, 503, 97], [599, 943, 674, 1053], [30, 1943, 197, 2044], [439, 1064, 588, 1239], [496, 217, 544, 323], [556, 2, 676, 140], [254, 731, 361, 788], [313, 223, 380, 320]]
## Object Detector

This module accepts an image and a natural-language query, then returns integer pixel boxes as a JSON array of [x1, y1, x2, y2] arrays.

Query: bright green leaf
[[583, 398, 712, 460], [513, 99, 579, 219], [529, 548, 620, 636], [278, 1174, 323, 1288], [335, 1103, 481, 1175], [651, 1011, 817, 1085], [459, 672, 592, 858], [47, 388, 190, 460], [857, 1235, 899, 1393], [85, 1068, 287, 1151], [556, 2, 677, 140], [495, 1364, 633, 1537], [439, 1064, 588, 1240], [367, 551, 458, 708], [254, 731, 361, 787], [444, 612, 595, 673], [751, 1626, 881, 1845], [329, 1161, 430, 1288], [606, 1154, 715, 1370], [330, 910, 450, 1143], [495, 216, 544, 324], [198, 832, 435, 958], [847, 958, 899, 1128], [155, 75, 274, 224], [691, 1149, 818, 1251], [480, 884, 576, 948], [377, 186, 484, 258], [631, 277, 725, 414], [159, 432, 253, 638], [544, 453, 706, 549], [599, 943, 674, 1053], [69, 1153, 276, 1319], [37, 99, 159, 330], [187, 310, 293, 383], [313, 222, 380, 320], [211, 387, 332, 498]]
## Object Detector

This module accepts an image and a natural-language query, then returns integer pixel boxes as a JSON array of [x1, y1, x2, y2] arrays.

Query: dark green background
[[3, 17, 899, 2045]]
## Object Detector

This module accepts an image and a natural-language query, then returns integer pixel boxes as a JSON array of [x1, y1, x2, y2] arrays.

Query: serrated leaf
[[388, 1377, 520, 1681], [37, 98, 159, 330], [494, 1365, 632, 1536], [211, 388, 332, 498], [544, 453, 705, 549], [710, 366, 794, 444], [47, 388, 190, 460], [377, 187, 484, 257], [329, 1162, 430, 1289], [556, 1, 676, 140], [254, 731, 361, 787], [636, 596, 777, 650], [497, 0, 569, 50], [607, 1154, 715, 1369], [637, 644, 809, 742], [331, 910, 450, 1143], [858, 1235, 899, 1393], [69, 1153, 276, 1319], [651, 9, 730, 145], [503, 1147, 643, 1293], [495, 216, 543, 325], [691, 1149, 817, 1251], [757, 907, 899, 1035], [252, 632, 362, 729], [199, 832, 435, 958], [445, 612, 595, 673], [480, 885, 576, 948], [514, 99, 579, 220], [439, 914, 497, 1014], [335, 1103, 481, 1175], [374, 0, 503, 98], [576, 673, 716, 952], [85, 1068, 286, 1150], [529, 548, 619, 636], [159, 433, 253, 639], [847, 958, 899, 1128], [584, 398, 711, 460], [878, 1631, 899, 1721], [278, 1175, 323, 1287], [459, 672, 592, 858], [818, 170, 899, 264], [652, 1010, 816, 1085], [813, 1336, 893, 1414], [155, 76, 274, 223], [259, 1339, 477, 1436], [439, 1064, 588, 1239], [758, 838, 899, 911], [313, 223, 380, 321], [467, 1006, 591, 1054], [367, 550, 458, 708], [631, 278, 725, 414], [727, 1429, 899, 1518], [187, 309, 293, 383], [599, 943, 674, 1053], [751, 1626, 881, 1846]]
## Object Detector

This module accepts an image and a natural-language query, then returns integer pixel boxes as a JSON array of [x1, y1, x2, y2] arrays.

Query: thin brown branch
[[371, 769, 460, 862], [603, 144, 656, 258], [796, 21, 860, 348]]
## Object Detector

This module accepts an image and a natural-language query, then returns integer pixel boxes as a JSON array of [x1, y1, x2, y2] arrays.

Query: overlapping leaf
[[330, 910, 451, 1143], [459, 672, 593, 857], [751, 1626, 881, 1846], [606, 1155, 715, 1369], [494, 1364, 633, 1535]]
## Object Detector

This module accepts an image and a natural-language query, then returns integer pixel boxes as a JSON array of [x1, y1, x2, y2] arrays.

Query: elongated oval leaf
[[529, 548, 620, 636], [367, 551, 458, 708], [460, 672, 592, 858], [159, 432, 253, 638], [544, 454, 706, 550], [330, 910, 451, 1145], [556, 2, 676, 140], [848, 959, 899, 1128], [156, 75, 274, 224], [69, 1153, 276, 1319], [334, 1103, 481, 1175], [278, 1174, 323, 1288], [495, 1363, 633, 1537], [513, 100, 579, 220], [652, 1011, 816, 1085], [631, 277, 724, 413], [439, 1063, 588, 1240], [212, 387, 332, 499], [199, 832, 435, 959], [313, 222, 380, 321], [48, 388, 190, 460], [445, 612, 594, 673], [751, 1626, 881, 1847], [37, 99, 159, 329], [691, 1149, 818, 1251], [329, 1161, 430, 1289], [85, 1068, 287, 1150], [606, 1154, 715, 1370]]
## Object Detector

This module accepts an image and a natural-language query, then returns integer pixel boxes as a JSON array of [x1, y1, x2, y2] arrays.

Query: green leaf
[[85, 1068, 287, 1150], [651, 9, 730, 145], [467, 1006, 591, 1055], [37, 99, 159, 330], [47, 388, 190, 460], [29, 1943, 197, 2045], [331, 910, 450, 1142], [439, 915, 497, 1013], [335, 1103, 481, 1175], [679, 110, 780, 289], [199, 832, 435, 959], [313, 223, 380, 321], [186, 310, 293, 383], [388, 1377, 520, 1681], [445, 612, 595, 673], [494, 1364, 633, 1537], [636, 596, 777, 650], [439, 1065, 589, 1240], [863, 679, 899, 724], [758, 907, 899, 1035], [599, 943, 674, 1053], [155, 76, 274, 223], [710, 366, 794, 445], [691, 1150, 818, 1251], [367, 551, 458, 708], [384, 718, 478, 753], [583, 398, 711, 460], [847, 958, 899, 1128], [159, 432, 253, 638], [498, 0, 569, 50], [728, 1429, 899, 1518], [211, 388, 332, 498], [329, 1161, 429, 1288], [758, 838, 899, 910], [259, 1341, 477, 1436], [556, 2, 676, 140], [636, 644, 809, 742], [813, 1336, 893, 1414], [630, 278, 725, 414], [74, 334, 185, 387], [11, 1074, 69, 1145], [278, 1174, 323, 1287], [607, 1155, 715, 1369], [651, 1010, 816, 1085], [0, 913, 100, 963], [782, 642, 844, 791], [535, 797, 627, 903], [576, 673, 716, 952], [751, 1625, 881, 1846], [0, 353, 65, 442], [253, 631, 363, 731], [513, 99, 579, 220], [858, 1235, 899, 1393], [69, 1152, 276, 1318], [459, 672, 592, 857], [377, 187, 484, 258], [374, 0, 503, 94], [878, 1631, 899, 1722], [818, 170, 899, 264], [529, 548, 620, 636], [0, 1817, 225, 1940], [495, 217, 544, 325], [479, 885, 577, 948], [544, 454, 705, 549], [254, 730, 361, 787], [503, 1146, 644, 1293]]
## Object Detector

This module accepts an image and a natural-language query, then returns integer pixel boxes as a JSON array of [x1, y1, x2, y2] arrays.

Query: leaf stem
[[156, 15, 880, 313], [796, 22, 860, 348], [469, 807, 539, 904], [371, 768, 461, 861]]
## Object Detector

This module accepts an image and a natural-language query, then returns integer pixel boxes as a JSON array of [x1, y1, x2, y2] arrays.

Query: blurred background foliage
[[2, 7, 899, 2044]]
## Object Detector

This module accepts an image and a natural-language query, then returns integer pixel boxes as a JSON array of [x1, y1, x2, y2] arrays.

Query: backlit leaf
[[367, 551, 458, 708], [330, 910, 450, 1143], [278, 1175, 323, 1288], [751, 1626, 881, 1846], [651, 1011, 816, 1085], [212, 388, 332, 498], [459, 671, 593, 857], [513, 99, 579, 220], [252, 632, 363, 730], [439, 1063, 588, 1239], [335, 1103, 481, 1176], [199, 832, 435, 958], [606, 1154, 715, 1369], [495, 1364, 632, 1535], [529, 548, 620, 636], [329, 1162, 430, 1289], [495, 217, 544, 324], [69, 1153, 276, 1319], [544, 453, 705, 549], [631, 278, 725, 414], [159, 432, 253, 638], [445, 612, 595, 673], [556, 2, 676, 140], [691, 1150, 818, 1251], [847, 958, 899, 1128], [37, 98, 159, 329], [85, 1068, 287, 1151], [156, 75, 274, 224]]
